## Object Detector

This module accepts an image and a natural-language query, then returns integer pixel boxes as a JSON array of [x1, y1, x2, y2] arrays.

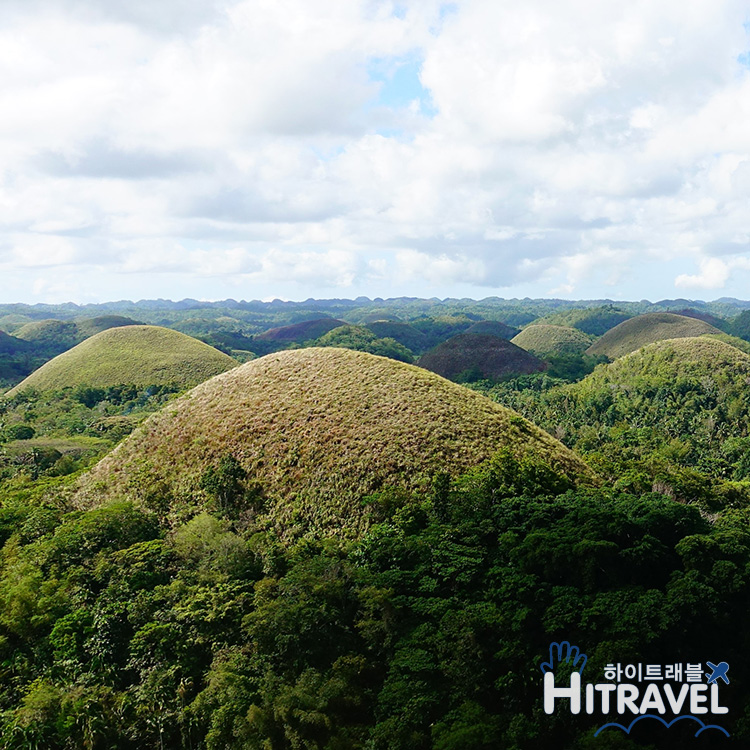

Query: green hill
[[0, 330, 30, 355], [575, 336, 750, 399], [13, 315, 141, 354], [76, 348, 593, 533], [586, 312, 722, 359], [75, 315, 141, 338], [365, 321, 428, 353], [532, 306, 631, 336], [464, 320, 520, 339], [511, 324, 593, 357], [418, 334, 545, 381], [7, 326, 237, 395], [13, 319, 79, 348]]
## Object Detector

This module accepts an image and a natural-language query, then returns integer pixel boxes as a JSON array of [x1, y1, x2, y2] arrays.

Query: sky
[[1, 0, 749, 304]]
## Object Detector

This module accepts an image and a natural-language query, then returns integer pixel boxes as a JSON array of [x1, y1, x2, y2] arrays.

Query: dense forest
[[1, 297, 749, 748]]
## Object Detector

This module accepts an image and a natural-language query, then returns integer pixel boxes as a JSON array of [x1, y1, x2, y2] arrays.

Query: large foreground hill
[[77, 347, 593, 533]]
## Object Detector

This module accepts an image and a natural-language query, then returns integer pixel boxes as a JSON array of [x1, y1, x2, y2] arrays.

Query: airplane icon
[[706, 662, 730, 685]]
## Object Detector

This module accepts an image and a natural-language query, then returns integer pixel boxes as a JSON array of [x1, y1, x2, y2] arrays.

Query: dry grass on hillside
[[418, 334, 545, 380], [8, 326, 237, 395], [77, 348, 594, 535], [586, 313, 722, 359], [511, 325, 593, 357]]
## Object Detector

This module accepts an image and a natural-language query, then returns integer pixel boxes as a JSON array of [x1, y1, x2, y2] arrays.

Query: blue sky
[[0, 0, 749, 304]]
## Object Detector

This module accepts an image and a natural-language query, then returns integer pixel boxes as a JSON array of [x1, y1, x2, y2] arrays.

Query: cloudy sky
[[1, 0, 749, 303]]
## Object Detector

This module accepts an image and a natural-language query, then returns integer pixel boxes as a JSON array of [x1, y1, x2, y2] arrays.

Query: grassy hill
[[418, 333, 545, 381], [511, 324, 593, 357], [256, 318, 345, 343], [13, 315, 141, 353], [532, 305, 631, 336], [76, 348, 593, 534], [586, 312, 722, 359], [0, 330, 30, 355], [464, 320, 520, 339], [365, 321, 429, 353], [575, 336, 750, 399], [7, 326, 237, 395]]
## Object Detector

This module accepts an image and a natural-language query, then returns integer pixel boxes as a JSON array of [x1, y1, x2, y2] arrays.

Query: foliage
[[0, 458, 748, 747]]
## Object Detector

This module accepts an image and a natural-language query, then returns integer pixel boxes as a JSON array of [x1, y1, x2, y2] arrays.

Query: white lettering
[[543, 672, 581, 715], [690, 684, 708, 715], [617, 684, 640, 714], [663, 683, 689, 714], [639, 683, 667, 714]]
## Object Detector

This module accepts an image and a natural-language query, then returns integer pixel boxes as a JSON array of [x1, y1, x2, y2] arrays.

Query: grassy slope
[[418, 333, 546, 380], [0, 331, 30, 354], [464, 320, 520, 339], [7, 326, 237, 395], [586, 312, 722, 359], [532, 306, 631, 335], [257, 318, 345, 342], [366, 321, 429, 352], [511, 324, 593, 356], [76, 348, 594, 533], [574, 336, 750, 398]]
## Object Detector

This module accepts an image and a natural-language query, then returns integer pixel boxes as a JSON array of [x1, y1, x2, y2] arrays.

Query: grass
[[257, 318, 345, 342], [0, 331, 30, 354], [531, 306, 631, 336], [76, 347, 594, 534], [366, 321, 429, 353], [418, 334, 545, 381], [7, 326, 237, 395], [511, 325, 593, 357], [574, 336, 750, 398], [586, 313, 722, 359], [464, 320, 520, 339]]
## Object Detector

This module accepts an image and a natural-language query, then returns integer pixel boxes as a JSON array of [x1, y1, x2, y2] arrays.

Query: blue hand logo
[[706, 662, 730, 685], [540, 641, 587, 675]]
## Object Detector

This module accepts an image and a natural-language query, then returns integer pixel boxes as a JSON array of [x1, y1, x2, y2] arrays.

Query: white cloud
[[675, 257, 731, 289], [0, 0, 749, 302]]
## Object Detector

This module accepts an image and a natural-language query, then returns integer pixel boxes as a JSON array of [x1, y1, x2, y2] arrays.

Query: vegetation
[[530, 305, 632, 336], [365, 321, 430, 353], [0, 455, 748, 747], [313, 325, 415, 362], [3, 296, 750, 747], [463, 320, 519, 339], [477, 337, 750, 508], [586, 312, 722, 359], [76, 348, 593, 534], [7, 326, 236, 396], [418, 334, 546, 382], [511, 325, 593, 357]]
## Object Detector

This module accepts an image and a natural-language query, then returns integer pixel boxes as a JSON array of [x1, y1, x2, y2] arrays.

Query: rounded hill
[[418, 334, 545, 381], [575, 336, 750, 397], [76, 348, 593, 532], [586, 313, 722, 359], [257, 318, 345, 343], [7, 326, 237, 395], [464, 320, 520, 339], [511, 325, 592, 357]]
